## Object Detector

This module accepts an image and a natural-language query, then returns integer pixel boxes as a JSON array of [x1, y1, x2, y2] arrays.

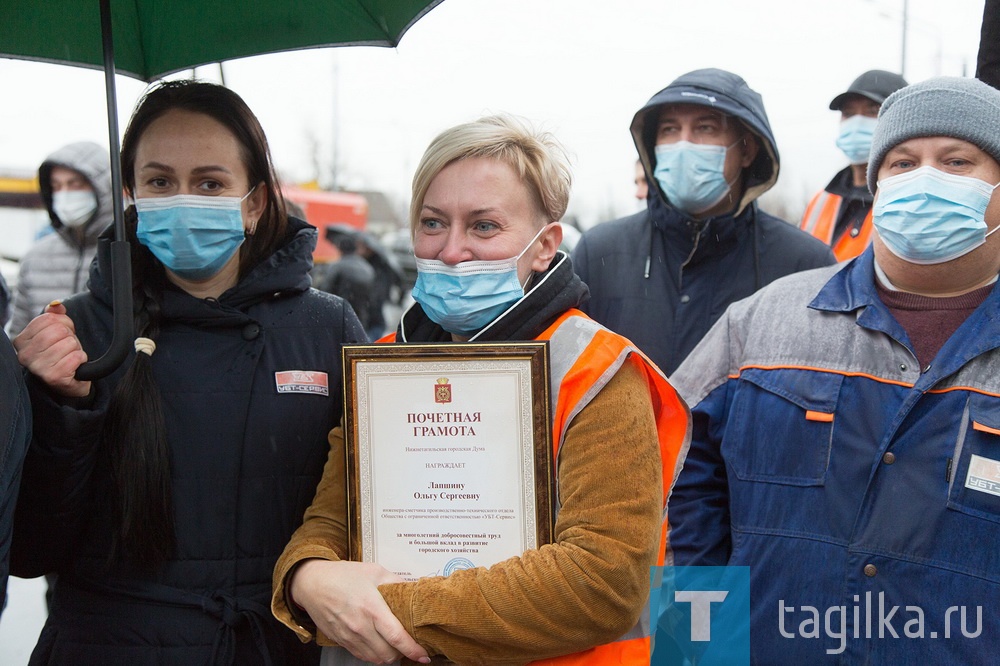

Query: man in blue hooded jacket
[[573, 68, 835, 375]]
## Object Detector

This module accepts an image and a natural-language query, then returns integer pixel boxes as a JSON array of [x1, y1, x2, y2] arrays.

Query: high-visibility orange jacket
[[799, 189, 874, 261]]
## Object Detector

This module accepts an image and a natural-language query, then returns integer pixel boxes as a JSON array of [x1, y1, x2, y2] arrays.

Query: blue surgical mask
[[653, 141, 737, 215], [410, 226, 547, 337], [135, 191, 252, 280], [873, 166, 1000, 265], [836, 115, 878, 165]]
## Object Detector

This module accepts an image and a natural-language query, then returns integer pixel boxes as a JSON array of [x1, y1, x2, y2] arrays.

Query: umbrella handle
[[74, 0, 135, 381], [75, 241, 133, 381]]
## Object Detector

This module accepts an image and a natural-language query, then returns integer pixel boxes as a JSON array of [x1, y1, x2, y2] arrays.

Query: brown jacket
[[272, 361, 663, 665]]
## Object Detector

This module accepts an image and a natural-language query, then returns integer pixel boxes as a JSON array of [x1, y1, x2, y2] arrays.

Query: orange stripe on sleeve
[[805, 410, 835, 423]]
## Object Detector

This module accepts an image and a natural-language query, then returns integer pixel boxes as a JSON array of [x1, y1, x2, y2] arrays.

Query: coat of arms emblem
[[434, 377, 452, 403]]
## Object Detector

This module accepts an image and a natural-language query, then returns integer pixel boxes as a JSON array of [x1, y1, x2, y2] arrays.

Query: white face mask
[[52, 190, 98, 228]]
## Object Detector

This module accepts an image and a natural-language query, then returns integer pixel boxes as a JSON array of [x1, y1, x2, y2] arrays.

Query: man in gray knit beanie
[[666, 75, 1000, 662], [866, 75, 1000, 279], [867, 75, 1000, 192]]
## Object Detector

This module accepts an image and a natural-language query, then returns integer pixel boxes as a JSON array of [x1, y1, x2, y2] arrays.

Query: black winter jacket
[[574, 197, 835, 375], [0, 330, 30, 614], [573, 68, 836, 375], [978, 0, 1000, 89], [319, 253, 376, 333], [12, 218, 366, 665]]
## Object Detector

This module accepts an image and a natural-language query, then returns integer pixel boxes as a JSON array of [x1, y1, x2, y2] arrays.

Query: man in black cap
[[799, 70, 908, 260]]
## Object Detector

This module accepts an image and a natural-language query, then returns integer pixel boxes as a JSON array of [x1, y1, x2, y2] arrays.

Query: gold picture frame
[[342, 342, 554, 580]]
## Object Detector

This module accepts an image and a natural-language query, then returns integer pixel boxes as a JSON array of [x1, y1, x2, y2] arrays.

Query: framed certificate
[[343, 342, 554, 581]]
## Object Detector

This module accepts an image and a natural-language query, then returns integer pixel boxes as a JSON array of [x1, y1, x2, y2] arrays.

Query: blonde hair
[[409, 114, 572, 235]]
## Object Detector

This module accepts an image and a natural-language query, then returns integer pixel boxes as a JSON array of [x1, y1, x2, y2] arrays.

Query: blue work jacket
[[669, 246, 1000, 663]]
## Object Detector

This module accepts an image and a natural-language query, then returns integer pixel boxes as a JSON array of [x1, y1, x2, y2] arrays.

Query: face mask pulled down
[[410, 226, 547, 337], [135, 192, 252, 281], [873, 166, 1000, 265]]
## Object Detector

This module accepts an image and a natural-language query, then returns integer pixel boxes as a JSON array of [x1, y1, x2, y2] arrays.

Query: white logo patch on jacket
[[275, 370, 329, 396], [966, 454, 1000, 498]]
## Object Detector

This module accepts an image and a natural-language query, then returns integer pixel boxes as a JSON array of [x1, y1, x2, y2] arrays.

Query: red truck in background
[[280, 185, 368, 263], [0, 174, 367, 282]]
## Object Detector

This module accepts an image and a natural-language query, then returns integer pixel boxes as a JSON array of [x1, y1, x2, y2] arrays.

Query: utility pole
[[901, 0, 909, 78], [331, 56, 340, 191]]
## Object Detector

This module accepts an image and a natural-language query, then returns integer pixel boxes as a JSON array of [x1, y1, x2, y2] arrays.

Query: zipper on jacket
[[73, 244, 85, 293], [676, 220, 706, 292], [644, 223, 653, 278], [948, 400, 972, 493]]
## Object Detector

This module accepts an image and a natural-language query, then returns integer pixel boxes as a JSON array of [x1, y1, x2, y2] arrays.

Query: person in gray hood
[[7, 141, 113, 335], [573, 68, 835, 374]]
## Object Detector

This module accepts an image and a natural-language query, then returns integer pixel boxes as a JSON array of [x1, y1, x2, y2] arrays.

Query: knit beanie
[[867, 76, 1000, 193]]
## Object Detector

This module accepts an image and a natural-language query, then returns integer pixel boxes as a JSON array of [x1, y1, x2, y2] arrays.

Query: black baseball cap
[[829, 70, 909, 110]]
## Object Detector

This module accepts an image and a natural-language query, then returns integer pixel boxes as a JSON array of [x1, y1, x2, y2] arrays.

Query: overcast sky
[[0, 0, 987, 229]]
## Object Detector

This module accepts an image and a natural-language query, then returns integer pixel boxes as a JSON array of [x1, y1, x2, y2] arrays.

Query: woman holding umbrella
[[12, 80, 366, 664], [271, 114, 689, 665]]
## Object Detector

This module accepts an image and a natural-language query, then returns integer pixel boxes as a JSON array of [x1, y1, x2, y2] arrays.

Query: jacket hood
[[38, 141, 114, 246], [631, 68, 779, 216]]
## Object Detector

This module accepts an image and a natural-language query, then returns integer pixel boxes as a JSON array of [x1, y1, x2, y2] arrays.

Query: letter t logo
[[674, 590, 729, 641]]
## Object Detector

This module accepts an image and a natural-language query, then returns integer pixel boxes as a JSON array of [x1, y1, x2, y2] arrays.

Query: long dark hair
[[104, 80, 289, 568]]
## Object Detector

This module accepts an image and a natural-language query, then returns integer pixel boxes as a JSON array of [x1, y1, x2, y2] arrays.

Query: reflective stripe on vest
[[800, 190, 841, 240], [800, 190, 875, 261], [530, 309, 689, 666], [383, 312, 689, 665]]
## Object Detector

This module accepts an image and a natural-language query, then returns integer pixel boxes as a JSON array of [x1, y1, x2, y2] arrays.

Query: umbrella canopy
[[356, 229, 406, 281], [1, 0, 444, 81], [323, 223, 364, 257], [0, 0, 443, 378]]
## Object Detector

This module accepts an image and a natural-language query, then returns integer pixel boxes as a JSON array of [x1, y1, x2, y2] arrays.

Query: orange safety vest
[[389, 309, 688, 665], [800, 190, 874, 261], [531, 309, 688, 665]]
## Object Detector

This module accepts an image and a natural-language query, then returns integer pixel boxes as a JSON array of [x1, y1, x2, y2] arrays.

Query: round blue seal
[[444, 557, 475, 576]]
